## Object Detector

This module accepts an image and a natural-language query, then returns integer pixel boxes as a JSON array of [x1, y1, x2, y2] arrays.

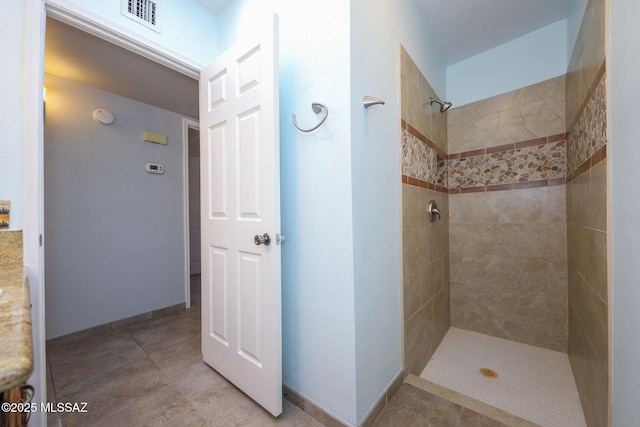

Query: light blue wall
[[611, 0, 640, 425], [350, 0, 445, 423], [447, 19, 568, 107], [392, 1, 446, 98], [567, 0, 589, 61], [276, 2, 356, 423], [56, 0, 220, 65], [44, 74, 187, 338], [0, 2, 26, 229], [350, 1, 400, 422]]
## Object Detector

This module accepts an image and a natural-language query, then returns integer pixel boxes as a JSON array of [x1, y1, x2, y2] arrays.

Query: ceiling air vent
[[121, 0, 161, 33]]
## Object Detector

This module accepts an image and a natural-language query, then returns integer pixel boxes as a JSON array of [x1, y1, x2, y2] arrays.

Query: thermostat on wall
[[145, 163, 164, 174]]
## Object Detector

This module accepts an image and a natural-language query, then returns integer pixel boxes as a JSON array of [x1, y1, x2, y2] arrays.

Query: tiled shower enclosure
[[399, 1, 609, 421]]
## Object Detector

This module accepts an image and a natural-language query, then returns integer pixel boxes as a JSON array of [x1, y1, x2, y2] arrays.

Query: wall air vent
[[121, 0, 161, 33]]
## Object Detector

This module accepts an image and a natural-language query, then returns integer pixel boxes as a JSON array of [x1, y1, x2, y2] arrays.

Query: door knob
[[254, 233, 271, 246]]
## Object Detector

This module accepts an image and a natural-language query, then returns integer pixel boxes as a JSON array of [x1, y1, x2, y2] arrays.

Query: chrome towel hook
[[363, 96, 385, 108], [293, 102, 328, 132]]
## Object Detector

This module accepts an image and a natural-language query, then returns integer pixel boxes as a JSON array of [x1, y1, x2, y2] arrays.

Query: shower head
[[429, 97, 452, 113]]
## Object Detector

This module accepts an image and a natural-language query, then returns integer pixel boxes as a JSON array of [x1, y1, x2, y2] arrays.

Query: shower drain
[[479, 368, 499, 379]]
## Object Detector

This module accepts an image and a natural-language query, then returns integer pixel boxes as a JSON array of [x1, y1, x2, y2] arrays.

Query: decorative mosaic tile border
[[401, 64, 607, 192], [447, 136, 566, 191], [567, 63, 607, 135], [402, 120, 566, 193], [567, 67, 607, 180], [401, 120, 446, 188], [401, 128, 439, 185]]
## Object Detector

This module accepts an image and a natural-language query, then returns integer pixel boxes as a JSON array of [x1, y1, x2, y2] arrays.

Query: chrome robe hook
[[292, 102, 328, 132], [363, 96, 385, 108]]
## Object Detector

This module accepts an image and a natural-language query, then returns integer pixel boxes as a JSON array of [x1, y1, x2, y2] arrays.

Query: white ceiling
[[44, 18, 199, 119], [195, 0, 574, 65], [415, 0, 573, 65], [43, 1, 574, 118]]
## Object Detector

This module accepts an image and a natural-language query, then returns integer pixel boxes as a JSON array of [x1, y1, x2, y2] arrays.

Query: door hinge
[[39, 234, 43, 247]]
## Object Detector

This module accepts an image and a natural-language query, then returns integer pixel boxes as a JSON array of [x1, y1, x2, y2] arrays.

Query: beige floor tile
[[46, 303, 326, 427], [188, 383, 253, 421], [173, 359, 230, 396], [48, 331, 148, 398], [47, 329, 138, 362], [85, 385, 209, 427], [57, 358, 172, 426], [373, 383, 504, 427], [215, 399, 325, 427], [126, 311, 200, 349], [143, 335, 202, 381]]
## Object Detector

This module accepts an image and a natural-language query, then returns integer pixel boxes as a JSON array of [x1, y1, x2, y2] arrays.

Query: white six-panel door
[[200, 16, 281, 416]]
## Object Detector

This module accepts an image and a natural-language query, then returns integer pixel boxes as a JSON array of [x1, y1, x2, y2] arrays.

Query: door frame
[[24, 2, 206, 424], [183, 118, 200, 308]]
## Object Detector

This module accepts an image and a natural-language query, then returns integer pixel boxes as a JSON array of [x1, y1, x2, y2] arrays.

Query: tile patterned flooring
[[46, 305, 537, 427], [46, 304, 322, 427], [373, 382, 508, 427]]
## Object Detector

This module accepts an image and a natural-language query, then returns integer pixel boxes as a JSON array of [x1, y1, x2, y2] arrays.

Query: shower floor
[[420, 327, 587, 427]]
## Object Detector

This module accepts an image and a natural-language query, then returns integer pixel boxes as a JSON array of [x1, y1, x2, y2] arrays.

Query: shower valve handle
[[427, 200, 442, 222]]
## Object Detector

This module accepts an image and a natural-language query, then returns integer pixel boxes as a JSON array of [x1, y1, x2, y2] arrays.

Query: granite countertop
[[0, 265, 33, 392]]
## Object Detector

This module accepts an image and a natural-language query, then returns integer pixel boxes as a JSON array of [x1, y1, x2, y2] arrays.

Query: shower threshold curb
[[405, 374, 540, 427]]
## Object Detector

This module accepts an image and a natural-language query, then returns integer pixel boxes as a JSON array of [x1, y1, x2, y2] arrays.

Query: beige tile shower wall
[[565, 0, 609, 425], [402, 185, 450, 375], [448, 75, 566, 154], [447, 77, 569, 352], [566, 0, 606, 128], [449, 186, 568, 351], [567, 161, 608, 427], [400, 45, 450, 375]]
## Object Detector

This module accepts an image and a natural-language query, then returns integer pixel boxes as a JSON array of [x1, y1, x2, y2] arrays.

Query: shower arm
[[429, 97, 452, 113]]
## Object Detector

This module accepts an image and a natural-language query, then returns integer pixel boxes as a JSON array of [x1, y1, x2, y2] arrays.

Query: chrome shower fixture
[[429, 97, 452, 113]]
